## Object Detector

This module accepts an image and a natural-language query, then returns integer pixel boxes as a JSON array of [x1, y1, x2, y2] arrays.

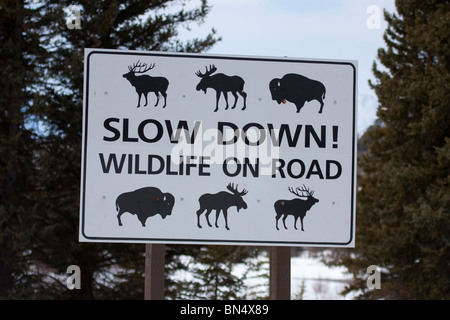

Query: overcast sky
[[178, 0, 397, 135]]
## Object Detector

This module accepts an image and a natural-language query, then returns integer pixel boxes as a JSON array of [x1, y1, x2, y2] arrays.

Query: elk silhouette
[[274, 185, 319, 231], [122, 60, 169, 108], [195, 65, 247, 112], [196, 183, 248, 230]]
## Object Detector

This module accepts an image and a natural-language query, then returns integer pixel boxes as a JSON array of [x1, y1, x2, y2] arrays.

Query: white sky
[[178, 0, 397, 135]]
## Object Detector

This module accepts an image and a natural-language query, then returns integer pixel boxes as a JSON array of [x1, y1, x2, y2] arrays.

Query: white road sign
[[80, 48, 357, 247]]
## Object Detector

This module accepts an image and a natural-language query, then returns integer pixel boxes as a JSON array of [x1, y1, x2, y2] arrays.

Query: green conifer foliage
[[1, 0, 224, 299], [329, 0, 449, 299], [0, 0, 49, 298]]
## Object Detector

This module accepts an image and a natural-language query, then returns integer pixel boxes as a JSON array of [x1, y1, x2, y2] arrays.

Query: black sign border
[[80, 49, 357, 247]]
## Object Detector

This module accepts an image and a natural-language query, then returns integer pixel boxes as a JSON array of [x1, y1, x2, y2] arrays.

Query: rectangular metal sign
[[80, 48, 357, 247]]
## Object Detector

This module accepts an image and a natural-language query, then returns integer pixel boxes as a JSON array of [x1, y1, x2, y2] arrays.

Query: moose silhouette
[[196, 183, 248, 230], [122, 60, 169, 108], [195, 65, 247, 112], [269, 73, 326, 113], [274, 185, 319, 231]]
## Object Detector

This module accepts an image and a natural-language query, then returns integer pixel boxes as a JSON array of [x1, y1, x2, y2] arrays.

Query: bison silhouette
[[116, 187, 175, 227], [269, 73, 326, 113]]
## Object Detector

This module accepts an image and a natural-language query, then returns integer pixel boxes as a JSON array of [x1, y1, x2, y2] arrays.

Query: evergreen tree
[[174, 246, 266, 300], [1, 0, 222, 299], [0, 0, 50, 298], [326, 0, 449, 299]]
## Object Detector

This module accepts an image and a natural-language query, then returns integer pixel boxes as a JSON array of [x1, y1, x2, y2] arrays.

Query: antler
[[299, 184, 314, 196], [227, 183, 248, 196], [128, 60, 155, 73], [195, 64, 217, 77], [288, 185, 314, 198]]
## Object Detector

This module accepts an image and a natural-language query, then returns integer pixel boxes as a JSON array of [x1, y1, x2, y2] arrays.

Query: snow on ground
[[238, 250, 357, 300], [290, 251, 355, 300], [176, 249, 357, 300]]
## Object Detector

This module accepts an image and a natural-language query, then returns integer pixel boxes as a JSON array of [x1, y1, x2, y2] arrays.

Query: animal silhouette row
[[122, 60, 327, 113], [115, 183, 319, 232]]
